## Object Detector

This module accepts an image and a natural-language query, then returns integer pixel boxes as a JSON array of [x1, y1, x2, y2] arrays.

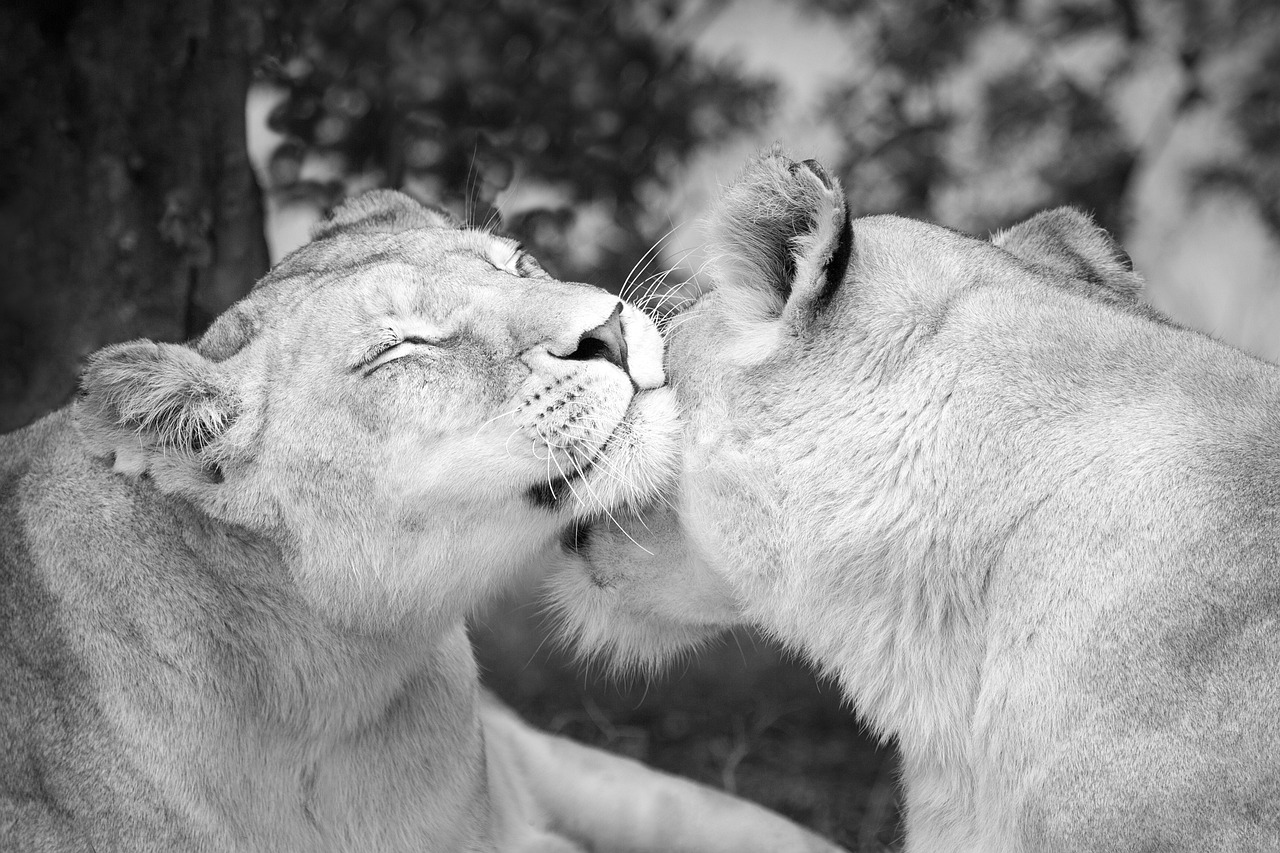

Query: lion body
[[0, 191, 842, 853], [555, 154, 1280, 851]]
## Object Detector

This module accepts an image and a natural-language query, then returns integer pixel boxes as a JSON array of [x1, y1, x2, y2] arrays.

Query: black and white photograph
[[2, 0, 1278, 850]]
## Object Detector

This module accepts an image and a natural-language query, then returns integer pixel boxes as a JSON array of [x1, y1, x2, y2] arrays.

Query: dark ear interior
[[993, 208, 1143, 305], [707, 150, 853, 320], [311, 189, 460, 241], [77, 340, 239, 472]]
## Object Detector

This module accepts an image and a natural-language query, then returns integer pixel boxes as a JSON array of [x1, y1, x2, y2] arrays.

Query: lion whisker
[[555, 443, 653, 556], [620, 221, 684, 303], [474, 406, 521, 439]]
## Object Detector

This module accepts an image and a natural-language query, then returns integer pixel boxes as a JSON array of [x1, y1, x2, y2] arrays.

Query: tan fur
[[552, 152, 1280, 852], [0, 190, 843, 852]]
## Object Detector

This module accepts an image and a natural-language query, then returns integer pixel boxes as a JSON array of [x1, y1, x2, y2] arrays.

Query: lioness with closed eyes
[[552, 151, 1280, 852], [0, 190, 842, 852]]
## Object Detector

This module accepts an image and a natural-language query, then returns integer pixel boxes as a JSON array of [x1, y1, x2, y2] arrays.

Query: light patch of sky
[[695, 0, 853, 102]]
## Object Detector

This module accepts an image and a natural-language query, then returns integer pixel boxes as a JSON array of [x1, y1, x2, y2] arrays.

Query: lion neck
[[77, 465, 476, 741], [748, 293, 1147, 844], [186, 504, 476, 731], [691, 311, 1073, 837]]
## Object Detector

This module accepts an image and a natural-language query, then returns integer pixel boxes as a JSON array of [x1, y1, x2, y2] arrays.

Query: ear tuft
[[77, 341, 239, 465], [311, 189, 460, 241], [993, 208, 1143, 304], [706, 149, 852, 321]]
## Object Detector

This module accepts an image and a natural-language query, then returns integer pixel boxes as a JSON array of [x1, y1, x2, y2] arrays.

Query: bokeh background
[[4, 0, 1280, 848]]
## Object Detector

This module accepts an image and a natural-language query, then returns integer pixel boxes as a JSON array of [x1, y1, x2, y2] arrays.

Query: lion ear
[[993, 208, 1143, 303], [706, 150, 853, 324], [311, 189, 460, 240], [76, 341, 239, 477]]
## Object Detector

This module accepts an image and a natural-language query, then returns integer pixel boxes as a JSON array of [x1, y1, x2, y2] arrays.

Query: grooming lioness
[[551, 151, 1280, 851], [0, 191, 841, 852]]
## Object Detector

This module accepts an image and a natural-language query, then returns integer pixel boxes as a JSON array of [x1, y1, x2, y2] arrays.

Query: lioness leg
[[480, 693, 845, 853]]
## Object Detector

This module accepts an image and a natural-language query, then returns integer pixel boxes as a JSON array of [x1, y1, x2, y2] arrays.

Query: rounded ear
[[311, 189, 460, 241], [706, 149, 853, 324], [992, 207, 1143, 304], [76, 340, 239, 479]]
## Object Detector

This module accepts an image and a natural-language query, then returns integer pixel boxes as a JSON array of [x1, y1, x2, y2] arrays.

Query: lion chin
[[0, 189, 844, 853], [550, 149, 1280, 852]]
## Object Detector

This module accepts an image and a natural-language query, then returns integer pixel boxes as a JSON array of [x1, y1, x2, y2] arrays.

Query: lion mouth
[[525, 397, 635, 511], [526, 456, 597, 509], [558, 517, 593, 555]]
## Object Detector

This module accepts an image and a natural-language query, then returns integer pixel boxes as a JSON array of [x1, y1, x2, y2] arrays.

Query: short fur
[[0, 190, 843, 852], [552, 152, 1280, 851]]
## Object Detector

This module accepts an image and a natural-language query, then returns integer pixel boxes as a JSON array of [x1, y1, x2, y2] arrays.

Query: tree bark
[[0, 0, 268, 432]]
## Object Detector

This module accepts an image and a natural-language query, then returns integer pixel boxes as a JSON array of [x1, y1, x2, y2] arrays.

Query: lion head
[[75, 191, 680, 631]]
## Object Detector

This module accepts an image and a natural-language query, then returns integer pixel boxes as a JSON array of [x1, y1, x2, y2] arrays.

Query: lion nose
[[566, 302, 628, 373]]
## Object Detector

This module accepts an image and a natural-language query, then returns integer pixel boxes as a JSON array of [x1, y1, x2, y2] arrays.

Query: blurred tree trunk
[[0, 0, 268, 432]]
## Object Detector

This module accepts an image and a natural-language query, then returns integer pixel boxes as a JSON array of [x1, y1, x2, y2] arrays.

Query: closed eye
[[357, 335, 450, 374]]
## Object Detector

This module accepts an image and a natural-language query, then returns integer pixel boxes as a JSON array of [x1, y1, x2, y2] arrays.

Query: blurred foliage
[[803, 0, 1280, 237], [257, 0, 774, 286]]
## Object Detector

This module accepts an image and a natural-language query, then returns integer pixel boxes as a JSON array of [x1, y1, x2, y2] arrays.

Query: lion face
[[77, 191, 680, 629]]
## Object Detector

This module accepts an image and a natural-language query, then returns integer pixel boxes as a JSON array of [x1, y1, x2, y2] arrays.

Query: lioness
[[551, 151, 1280, 851], [0, 190, 843, 852]]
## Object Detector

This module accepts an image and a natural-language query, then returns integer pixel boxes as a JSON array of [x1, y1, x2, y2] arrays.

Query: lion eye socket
[[357, 335, 452, 374]]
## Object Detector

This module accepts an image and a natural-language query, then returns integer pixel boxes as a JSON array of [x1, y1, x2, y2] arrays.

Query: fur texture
[[551, 151, 1280, 852], [0, 190, 843, 852]]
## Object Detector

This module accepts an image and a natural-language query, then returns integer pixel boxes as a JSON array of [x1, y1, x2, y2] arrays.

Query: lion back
[[0, 414, 189, 851]]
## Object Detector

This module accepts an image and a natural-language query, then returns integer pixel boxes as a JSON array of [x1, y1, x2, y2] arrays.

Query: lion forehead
[[201, 234, 523, 364]]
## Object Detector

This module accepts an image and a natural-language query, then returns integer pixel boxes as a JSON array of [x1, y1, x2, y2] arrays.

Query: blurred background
[[4, 0, 1280, 848]]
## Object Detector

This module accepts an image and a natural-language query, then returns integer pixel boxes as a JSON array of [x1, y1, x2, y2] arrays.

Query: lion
[[549, 151, 1280, 852], [0, 190, 844, 853]]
